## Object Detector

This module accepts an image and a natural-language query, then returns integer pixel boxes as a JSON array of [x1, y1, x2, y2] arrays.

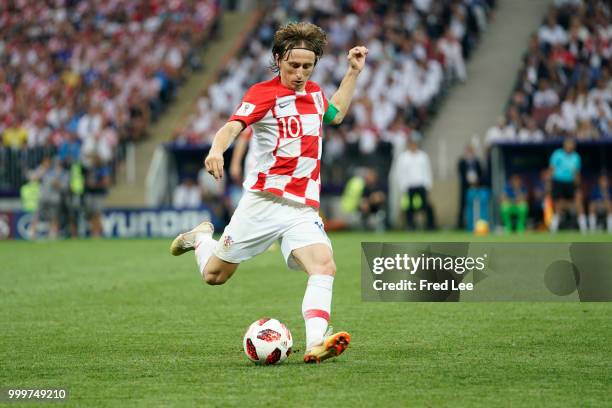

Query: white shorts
[[213, 191, 332, 270]]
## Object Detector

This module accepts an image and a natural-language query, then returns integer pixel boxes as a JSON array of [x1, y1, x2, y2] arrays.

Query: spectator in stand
[[549, 138, 586, 233], [358, 168, 387, 231], [438, 28, 467, 82], [2, 115, 27, 149], [394, 137, 435, 230], [532, 78, 560, 110], [588, 174, 611, 233], [484, 116, 515, 146], [489, 1, 611, 144], [500, 174, 529, 233], [0, 0, 220, 196], [457, 143, 484, 229], [589, 76, 612, 105], [545, 104, 571, 137], [538, 13, 567, 47], [575, 118, 597, 139], [510, 90, 531, 116], [173, 178, 202, 209], [593, 100, 612, 137], [518, 116, 545, 143]]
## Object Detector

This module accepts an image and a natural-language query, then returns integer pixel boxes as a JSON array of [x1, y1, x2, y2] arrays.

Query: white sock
[[550, 214, 560, 232], [302, 274, 334, 349], [607, 214, 612, 233], [588, 214, 597, 231], [194, 232, 217, 277], [578, 214, 587, 233]]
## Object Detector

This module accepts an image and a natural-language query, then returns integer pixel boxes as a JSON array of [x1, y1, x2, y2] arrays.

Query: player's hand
[[205, 150, 224, 181], [347, 46, 368, 73]]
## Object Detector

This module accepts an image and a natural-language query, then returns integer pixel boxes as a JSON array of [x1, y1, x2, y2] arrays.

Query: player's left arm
[[327, 46, 368, 125]]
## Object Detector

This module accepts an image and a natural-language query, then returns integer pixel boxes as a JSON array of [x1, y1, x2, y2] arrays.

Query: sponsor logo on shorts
[[223, 235, 234, 248], [314, 221, 324, 231]]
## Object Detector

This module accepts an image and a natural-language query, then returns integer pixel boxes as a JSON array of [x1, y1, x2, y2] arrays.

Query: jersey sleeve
[[229, 84, 274, 127], [549, 150, 559, 168]]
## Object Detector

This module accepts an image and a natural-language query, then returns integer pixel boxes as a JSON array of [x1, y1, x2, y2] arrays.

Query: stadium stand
[[0, 0, 221, 197], [485, 0, 611, 232], [486, 0, 610, 145]]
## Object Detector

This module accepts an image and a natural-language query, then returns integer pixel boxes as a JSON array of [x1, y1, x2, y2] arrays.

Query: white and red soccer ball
[[243, 318, 293, 365]]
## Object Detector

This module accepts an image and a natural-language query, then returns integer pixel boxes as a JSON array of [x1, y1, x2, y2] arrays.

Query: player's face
[[278, 48, 316, 92]]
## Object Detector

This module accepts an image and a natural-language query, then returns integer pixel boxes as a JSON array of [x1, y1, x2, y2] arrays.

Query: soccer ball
[[474, 219, 490, 236], [243, 318, 293, 365]]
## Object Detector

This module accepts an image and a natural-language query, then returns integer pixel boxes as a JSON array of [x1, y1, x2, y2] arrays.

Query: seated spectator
[[2, 115, 28, 149], [545, 105, 571, 137], [484, 117, 515, 146], [575, 118, 597, 140], [510, 90, 531, 116], [491, 0, 610, 144], [532, 79, 559, 110], [588, 174, 611, 233], [538, 14, 567, 46], [438, 28, 467, 82], [500, 174, 529, 233], [358, 168, 387, 231], [518, 116, 545, 143], [173, 178, 202, 209], [593, 100, 612, 137]]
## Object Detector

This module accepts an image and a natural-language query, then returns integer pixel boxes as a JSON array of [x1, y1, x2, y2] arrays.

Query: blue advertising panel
[[9, 207, 218, 240]]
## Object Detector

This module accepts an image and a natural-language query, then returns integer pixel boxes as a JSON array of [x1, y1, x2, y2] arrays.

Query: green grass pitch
[[1, 232, 611, 407]]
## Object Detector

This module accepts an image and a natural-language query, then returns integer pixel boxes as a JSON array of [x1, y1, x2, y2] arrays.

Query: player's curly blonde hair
[[271, 22, 327, 73]]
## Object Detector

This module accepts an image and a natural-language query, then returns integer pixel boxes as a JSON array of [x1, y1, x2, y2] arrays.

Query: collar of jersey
[[275, 75, 307, 96]]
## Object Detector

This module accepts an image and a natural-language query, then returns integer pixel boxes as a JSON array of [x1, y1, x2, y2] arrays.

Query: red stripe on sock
[[303, 309, 330, 321]]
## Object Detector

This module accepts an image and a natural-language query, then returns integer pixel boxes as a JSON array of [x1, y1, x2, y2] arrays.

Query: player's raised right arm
[[205, 120, 244, 181]]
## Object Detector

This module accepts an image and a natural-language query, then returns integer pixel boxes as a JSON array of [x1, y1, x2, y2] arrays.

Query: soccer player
[[170, 22, 368, 363]]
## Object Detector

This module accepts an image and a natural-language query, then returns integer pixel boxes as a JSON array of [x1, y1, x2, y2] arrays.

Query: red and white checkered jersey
[[229, 76, 329, 208]]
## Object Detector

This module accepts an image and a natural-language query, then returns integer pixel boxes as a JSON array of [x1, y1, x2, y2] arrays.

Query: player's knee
[[203, 274, 223, 285], [203, 270, 227, 285], [311, 259, 336, 277]]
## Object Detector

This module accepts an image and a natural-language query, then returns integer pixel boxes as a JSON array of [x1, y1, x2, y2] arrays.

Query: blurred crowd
[[0, 0, 220, 237], [173, 0, 494, 157], [1, 0, 219, 154], [485, 0, 611, 146]]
